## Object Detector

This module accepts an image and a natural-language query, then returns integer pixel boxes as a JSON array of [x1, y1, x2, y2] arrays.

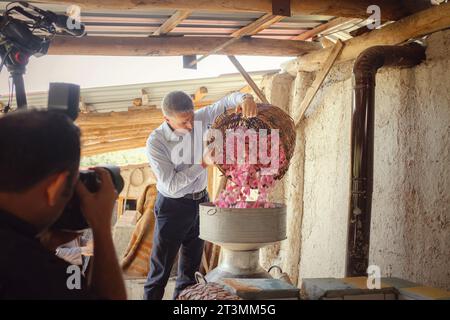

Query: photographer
[[0, 110, 126, 300]]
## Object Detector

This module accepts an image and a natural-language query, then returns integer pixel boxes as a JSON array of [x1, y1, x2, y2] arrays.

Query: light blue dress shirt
[[145, 92, 246, 198]]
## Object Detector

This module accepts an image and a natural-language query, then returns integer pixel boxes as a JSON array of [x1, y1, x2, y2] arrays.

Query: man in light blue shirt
[[143, 91, 257, 300]]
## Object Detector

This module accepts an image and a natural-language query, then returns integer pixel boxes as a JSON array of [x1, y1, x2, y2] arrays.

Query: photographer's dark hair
[[0, 110, 81, 192]]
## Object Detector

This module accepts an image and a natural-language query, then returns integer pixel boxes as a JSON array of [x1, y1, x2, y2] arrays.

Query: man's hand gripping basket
[[208, 103, 296, 180]]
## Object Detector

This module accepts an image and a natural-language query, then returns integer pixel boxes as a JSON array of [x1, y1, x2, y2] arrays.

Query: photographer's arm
[[75, 168, 127, 300]]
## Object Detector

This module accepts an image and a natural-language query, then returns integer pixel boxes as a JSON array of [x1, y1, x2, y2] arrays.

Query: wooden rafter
[[230, 13, 284, 38], [294, 40, 344, 126], [291, 17, 356, 41], [191, 13, 284, 66], [227, 55, 269, 104], [48, 36, 320, 56], [153, 10, 191, 36], [32, 0, 416, 21]]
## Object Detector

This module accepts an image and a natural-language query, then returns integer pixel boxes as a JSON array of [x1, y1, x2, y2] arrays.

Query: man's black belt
[[183, 189, 207, 200]]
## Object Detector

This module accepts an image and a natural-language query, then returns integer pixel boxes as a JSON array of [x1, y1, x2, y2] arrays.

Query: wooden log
[[76, 110, 159, 154], [82, 130, 150, 143], [77, 103, 211, 130], [227, 55, 269, 104], [80, 123, 154, 136], [33, 0, 413, 20], [82, 136, 148, 156], [78, 118, 162, 128], [294, 40, 344, 126], [48, 36, 321, 57], [283, 2, 450, 74], [80, 122, 160, 131]]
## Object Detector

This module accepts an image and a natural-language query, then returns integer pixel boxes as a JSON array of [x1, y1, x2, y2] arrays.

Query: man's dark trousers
[[143, 192, 207, 300]]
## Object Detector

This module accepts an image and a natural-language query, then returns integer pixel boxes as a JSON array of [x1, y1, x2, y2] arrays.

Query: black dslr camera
[[52, 166, 125, 231], [48, 84, 125, 230], [47, 84, 125, 231]]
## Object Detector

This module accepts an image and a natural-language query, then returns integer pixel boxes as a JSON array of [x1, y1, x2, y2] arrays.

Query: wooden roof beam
[[48, 36, 321, 56]]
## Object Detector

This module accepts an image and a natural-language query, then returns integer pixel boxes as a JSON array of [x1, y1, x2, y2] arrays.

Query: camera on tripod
[[1, 2, 124, 231], [0, 1, 85, 110]]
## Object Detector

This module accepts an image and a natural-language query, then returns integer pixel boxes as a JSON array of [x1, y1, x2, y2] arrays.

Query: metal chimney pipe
[[346, 42, 425, 277]]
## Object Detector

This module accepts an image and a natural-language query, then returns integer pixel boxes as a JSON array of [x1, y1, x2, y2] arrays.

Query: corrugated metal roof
[[0, 2, 337, 40], [0, 1, 378, 62], [1, 69, 275, 112]]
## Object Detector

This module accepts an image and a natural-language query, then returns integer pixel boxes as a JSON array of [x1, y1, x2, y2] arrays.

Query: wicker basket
[[208, 103, 296, 180]]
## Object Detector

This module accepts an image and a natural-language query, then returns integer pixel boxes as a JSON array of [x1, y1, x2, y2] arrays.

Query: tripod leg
[[11, 72, 27, 109]]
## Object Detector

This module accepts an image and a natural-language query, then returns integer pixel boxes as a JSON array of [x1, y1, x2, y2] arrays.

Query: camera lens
[[51, 165, 124, 231]]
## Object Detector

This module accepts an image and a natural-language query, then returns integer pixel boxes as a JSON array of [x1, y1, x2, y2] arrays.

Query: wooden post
[[294, 39, 344, 127], [227, 55, 269, 104]]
